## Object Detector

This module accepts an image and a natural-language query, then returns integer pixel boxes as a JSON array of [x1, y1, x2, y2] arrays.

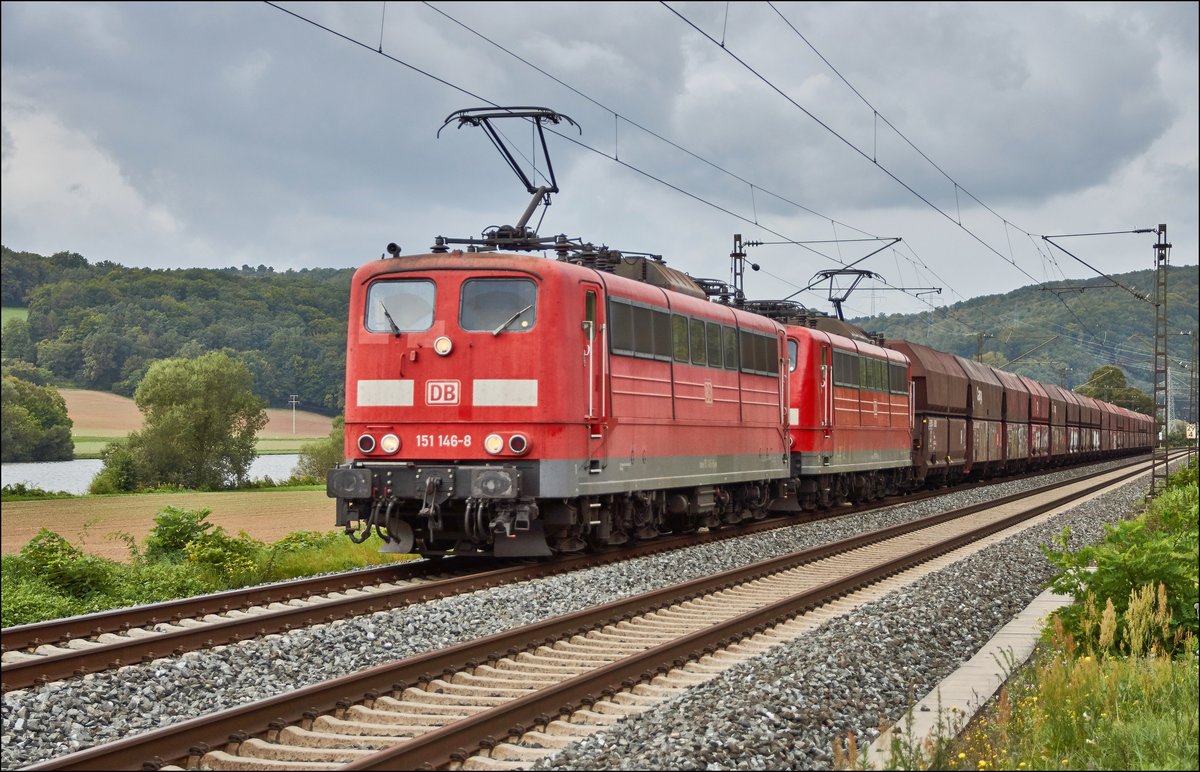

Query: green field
[[70, 436, 322, 459], [256, 437, 326, 455], [71, 435, 122, 458], [1, 306, 29, 325]]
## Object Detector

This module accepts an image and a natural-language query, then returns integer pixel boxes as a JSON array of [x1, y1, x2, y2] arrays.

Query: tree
[[0, 318, 35, 363], [121, 352, 268, 489], [292, 416, 345, 481], [1074, 365, 1154, 414], [0, 373, 74, 461]]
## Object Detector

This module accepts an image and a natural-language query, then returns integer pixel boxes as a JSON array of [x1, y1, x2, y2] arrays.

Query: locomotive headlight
[[357, 434, 376, 454], [380, 433, 401, 454], [508, 433, 530, 455], [433, 336, 453, 356], [483, 433, 504, 455]]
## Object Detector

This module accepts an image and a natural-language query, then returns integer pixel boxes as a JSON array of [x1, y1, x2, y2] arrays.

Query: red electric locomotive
[[743, 303, 913, 511], [327, 242, 790, 557]]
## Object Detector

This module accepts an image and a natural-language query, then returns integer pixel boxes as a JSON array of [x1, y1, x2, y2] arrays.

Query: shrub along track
[[1, 456, 1143, 694], [21, 458, 1158, 771]]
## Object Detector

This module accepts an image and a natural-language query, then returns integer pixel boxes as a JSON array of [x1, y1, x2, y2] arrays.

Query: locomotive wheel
[[378, 521, 415, 554]]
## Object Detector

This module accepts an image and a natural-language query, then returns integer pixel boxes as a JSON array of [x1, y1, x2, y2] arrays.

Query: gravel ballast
[[0, 459, 1163, 769]]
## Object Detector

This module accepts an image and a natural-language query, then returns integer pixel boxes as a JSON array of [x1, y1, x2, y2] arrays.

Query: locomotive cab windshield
[[460, 277, 537, 333], [366, 280, 435, 333]]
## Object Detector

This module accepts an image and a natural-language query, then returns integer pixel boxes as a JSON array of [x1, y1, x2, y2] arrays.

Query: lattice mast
[[1151, 224, 1171, 496]]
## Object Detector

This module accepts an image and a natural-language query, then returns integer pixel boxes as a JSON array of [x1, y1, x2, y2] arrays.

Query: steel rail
[[24, 458, 1156, 771], [0, 559, 484, 653], [2, 450, 1149, 666], [2, 461, 1041, 693]]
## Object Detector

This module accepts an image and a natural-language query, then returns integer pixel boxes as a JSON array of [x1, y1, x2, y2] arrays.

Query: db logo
[[426, 380, 460, 405]]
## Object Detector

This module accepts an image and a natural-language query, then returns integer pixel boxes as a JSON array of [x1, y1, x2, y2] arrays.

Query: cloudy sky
[[2, 1, 1196, 318]]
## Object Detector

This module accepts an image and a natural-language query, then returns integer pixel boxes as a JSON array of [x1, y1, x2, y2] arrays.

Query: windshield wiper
[[492, 304, 533, 336], [378, 301, 402, 336]]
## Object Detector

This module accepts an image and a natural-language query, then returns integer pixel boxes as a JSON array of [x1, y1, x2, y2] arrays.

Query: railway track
[[22, 456, 1161, 771], [1, 456, 1145, 693]]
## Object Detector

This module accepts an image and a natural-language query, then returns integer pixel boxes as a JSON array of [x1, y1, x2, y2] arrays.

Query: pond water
[[1, 454, 303, 496]]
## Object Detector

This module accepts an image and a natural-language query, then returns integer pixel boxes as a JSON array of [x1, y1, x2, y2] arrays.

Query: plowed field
[[59, 389, 333, 438], [2, 490, 332, 562]]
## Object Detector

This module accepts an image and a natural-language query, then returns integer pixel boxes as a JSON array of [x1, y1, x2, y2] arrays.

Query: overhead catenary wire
[[664, 1, 1136, 358], [417, 3, 909, 256], [266, 0, 963, 318], [266, 1, 1163, 381]]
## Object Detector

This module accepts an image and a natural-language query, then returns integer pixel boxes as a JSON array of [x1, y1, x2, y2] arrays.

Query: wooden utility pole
[[288, 394, 299, 435]]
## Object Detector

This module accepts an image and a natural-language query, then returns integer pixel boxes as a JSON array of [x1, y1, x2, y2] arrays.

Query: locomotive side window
[[608, 298, 674, 361], [833, 350, 859, 387], [723, 326, 738, 370], [707, 322, 723, 366], [890, 363, 908, 394], [365, 280, 435, 333], [460, 279, 537, 332], [862, 358, 881, 391], [609, 300, 635, 353], [689, 318, 707, 365], [739, 330, 779, 376], [787, 340, 798, 373], [672, 315, 690, 362], [764, 335, 780, 374], [652, 310, 672, 360]]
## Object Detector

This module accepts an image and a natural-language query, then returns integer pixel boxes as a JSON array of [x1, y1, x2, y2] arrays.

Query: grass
[[1, 508, 415, 627], [67, 434, 324, 458], [1, 306, 29, 325], [851, 460, 1200, 771], [948, 640, 1199, 770], [255, 437, 328, 455], [71, 435, 121, 459]]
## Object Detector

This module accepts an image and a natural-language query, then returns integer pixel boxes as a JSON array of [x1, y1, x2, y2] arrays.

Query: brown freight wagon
[[991, 367, 1031, 471], [955, 356, 1005, 476], [1019, 375, 1052, 467], [885, 339, 968, 485], [1041, 383, 1070, 464]]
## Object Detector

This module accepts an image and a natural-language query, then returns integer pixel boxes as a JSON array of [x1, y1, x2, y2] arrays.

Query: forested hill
[[2, 246, 1196, 417], [848, 264, 1198, 401], [1, 246, 354, 414]]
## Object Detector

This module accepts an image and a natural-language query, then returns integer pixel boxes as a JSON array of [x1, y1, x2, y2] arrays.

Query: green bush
[[144, 506, 217, 561], [1042, 460, 1199, 656], [2, 506, 408, 625], [183, 528, 266, 586], [292, 416, 344, 481], [116, 560, 209, 603], [16, 529, 119, 597], [0, 483, 74, 501], [270, 529, 344, 553], [88, 441, 140, 494], [1, 576, 84, 627]]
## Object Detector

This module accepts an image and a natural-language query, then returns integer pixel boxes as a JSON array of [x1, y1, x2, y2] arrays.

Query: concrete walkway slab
[[864, 589, 1073, 769]]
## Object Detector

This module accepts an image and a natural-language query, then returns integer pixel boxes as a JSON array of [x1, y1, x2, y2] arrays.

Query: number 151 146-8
[[415, 434, 472, 449]]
